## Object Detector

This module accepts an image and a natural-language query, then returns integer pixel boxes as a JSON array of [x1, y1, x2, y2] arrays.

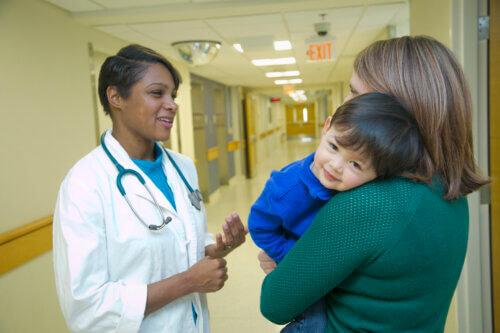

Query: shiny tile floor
[[205, 137, 318, 333]]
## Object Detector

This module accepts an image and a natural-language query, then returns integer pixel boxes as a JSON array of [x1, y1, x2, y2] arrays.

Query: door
[[244, 94, 257, 178], [490, 0, 500, 330], [191, 82, 210, 200], [214, 87, 229, 185], [285, 103, 316, 137]]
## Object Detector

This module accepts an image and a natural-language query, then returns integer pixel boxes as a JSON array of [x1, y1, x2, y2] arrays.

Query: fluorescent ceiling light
[[289, 90, 307, 102], [233, 43, 244, 53], [274, 78, 303, 85], [252, 57, 296, 66], [265, 70, 300, 78], [274, 40, 292, 51]]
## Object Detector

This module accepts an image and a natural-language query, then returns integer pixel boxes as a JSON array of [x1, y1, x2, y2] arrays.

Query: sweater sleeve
[[248, 177, 297, 262], [260, 182, 395, 324]]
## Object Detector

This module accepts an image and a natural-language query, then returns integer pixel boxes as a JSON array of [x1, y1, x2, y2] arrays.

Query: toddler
[[249, 92, 426, 332]]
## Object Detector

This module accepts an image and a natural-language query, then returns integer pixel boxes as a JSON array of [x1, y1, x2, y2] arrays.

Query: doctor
[[53, 44, 247, 333]]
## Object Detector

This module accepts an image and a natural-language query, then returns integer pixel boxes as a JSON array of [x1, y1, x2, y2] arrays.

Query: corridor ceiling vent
[[171, 40, 221, 66]]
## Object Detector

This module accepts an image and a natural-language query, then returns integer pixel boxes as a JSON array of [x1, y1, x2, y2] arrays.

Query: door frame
[[488, 0, 500, 331], [451, 0, 492, 332]]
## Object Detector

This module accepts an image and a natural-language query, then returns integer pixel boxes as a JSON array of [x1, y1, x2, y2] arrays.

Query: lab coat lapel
[[163, 149, 199, 267], [102, 131, 179, 218]]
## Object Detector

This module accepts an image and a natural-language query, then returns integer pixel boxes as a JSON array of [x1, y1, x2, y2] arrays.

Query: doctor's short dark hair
[[98, 44, 182, 114], [330, 92, 429, 180]]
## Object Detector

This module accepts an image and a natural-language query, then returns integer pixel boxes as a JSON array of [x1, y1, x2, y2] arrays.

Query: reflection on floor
[[205, 138, 318, 333]]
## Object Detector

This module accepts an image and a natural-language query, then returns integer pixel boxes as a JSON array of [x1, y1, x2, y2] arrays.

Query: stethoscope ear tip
[[148, 217, 172, 231]]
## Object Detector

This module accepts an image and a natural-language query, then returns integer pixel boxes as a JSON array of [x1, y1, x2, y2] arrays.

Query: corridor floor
[[205, 138, 318, 333]]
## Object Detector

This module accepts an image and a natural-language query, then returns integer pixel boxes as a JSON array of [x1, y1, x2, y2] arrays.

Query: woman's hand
[[206, 212, 248, 258], [186, 256, 228, 293], [258, 251, 277, 274], [146, 256, 227, 315]]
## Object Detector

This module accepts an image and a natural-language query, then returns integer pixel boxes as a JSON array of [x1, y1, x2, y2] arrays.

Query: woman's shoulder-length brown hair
[[353, 35, 488, 200]]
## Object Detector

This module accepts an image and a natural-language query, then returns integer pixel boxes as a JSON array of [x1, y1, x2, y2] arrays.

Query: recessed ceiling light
[[289, 90, 307, 102], [274, 78, 303, 85], [265, 71, 300, 78], [274, 40, 292, 51], [233, 43, 244, 53], [252, 57, 296, 66]]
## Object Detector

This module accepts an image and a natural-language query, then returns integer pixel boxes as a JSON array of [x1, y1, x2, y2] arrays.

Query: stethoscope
[[100, 133, 203, 231]]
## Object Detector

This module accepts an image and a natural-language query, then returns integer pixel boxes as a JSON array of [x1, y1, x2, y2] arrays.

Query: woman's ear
[[106, 86, 122, 111], [322, 116, 332, 135]]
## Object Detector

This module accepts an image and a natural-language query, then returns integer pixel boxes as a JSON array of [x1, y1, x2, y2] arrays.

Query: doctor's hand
[[186, 257, 228, 293], [258, 251, 277, 274], [205, 212, 248, 258]]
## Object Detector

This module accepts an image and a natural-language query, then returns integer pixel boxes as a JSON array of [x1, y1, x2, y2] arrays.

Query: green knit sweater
[[260, 177, 468, 332]]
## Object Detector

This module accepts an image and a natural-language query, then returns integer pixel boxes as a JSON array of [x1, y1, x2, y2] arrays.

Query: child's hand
[[258, 251, 277, 274]]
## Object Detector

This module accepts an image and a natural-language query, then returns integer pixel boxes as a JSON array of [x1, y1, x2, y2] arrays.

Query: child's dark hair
[[98, 44, 182, 114], [330, 92, 429, 180]]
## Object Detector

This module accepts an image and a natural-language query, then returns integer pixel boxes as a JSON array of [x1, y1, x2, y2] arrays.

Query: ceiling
[[45, 0, 409, 90]]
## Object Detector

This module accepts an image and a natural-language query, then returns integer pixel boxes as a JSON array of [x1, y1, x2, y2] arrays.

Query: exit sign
[[306, 40, 335, 62]]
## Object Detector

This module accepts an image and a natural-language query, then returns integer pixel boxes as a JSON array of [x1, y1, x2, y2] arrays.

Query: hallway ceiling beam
[[73, 0, 405, 26]]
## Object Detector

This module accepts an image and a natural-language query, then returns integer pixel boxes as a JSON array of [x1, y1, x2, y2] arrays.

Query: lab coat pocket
[[107, 196, 182, 282]]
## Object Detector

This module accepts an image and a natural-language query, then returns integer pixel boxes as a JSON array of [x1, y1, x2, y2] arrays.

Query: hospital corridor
[[1, 0, 500, 332], [204, 138, 317, 333]]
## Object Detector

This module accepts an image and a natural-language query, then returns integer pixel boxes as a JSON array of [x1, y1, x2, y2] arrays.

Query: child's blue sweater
[[248, 153, 335, 262]]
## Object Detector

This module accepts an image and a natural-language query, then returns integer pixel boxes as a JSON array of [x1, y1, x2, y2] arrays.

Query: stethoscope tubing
[[100, 133, 200, 231]]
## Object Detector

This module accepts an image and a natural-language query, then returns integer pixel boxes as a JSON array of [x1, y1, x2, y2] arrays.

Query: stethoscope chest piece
[[188, 190, 203, 211], [100, 133, 204, 231]]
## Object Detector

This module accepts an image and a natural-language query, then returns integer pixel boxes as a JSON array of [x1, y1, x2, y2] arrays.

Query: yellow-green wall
[[0, 0, 193, 331], [410, 0, 456, 332], [410, 0, 451, 47]]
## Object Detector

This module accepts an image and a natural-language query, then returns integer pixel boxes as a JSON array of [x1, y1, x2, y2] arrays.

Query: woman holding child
[[257, 36, 487, 332]]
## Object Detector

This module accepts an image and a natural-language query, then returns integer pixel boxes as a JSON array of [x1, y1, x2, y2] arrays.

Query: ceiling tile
[[93, 0, 190, 9], [328, 56, 355, 83], [341, 28, 383, 56], [130, 21, 221, 43], [45, 0, 104, 12], [284, 7, 364, 34], [49, 0, 410, 87], [357, 3, 404, 29], [207, 14, 287, 40]]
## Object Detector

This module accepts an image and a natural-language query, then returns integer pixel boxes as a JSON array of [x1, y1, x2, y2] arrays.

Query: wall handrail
[[0, 216, 52, 245], [0, 216, 53, 276]]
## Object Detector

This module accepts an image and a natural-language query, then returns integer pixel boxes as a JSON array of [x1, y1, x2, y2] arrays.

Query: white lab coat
[[53, 131, 214, 333]]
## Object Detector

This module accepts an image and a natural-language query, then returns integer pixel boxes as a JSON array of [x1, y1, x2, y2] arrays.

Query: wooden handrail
[[0, 216, 52, 245], [0, 216, 53, 276]]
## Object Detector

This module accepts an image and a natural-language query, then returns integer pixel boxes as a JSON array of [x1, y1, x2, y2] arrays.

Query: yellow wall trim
[[258, 128, 278, 140], [0, 216, 53, 276], [207, 147, 219, 161], [227, 140, 240, 152]]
